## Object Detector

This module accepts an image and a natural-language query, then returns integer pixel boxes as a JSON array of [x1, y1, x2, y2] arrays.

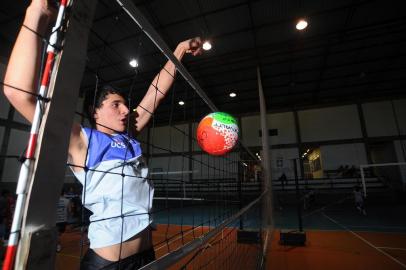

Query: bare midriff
[[93, 227, 152, 261]]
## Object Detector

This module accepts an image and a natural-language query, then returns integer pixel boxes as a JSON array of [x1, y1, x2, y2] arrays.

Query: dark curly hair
[[83, 85, 128, 128]]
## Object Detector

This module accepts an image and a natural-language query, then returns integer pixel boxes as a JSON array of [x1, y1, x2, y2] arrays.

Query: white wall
[[191, 152, 238, 180], [149, 124, 189, 154], [240, 112, 296, 147], [149, 155, 190, 180], [149, 153, 238, 181], [267, 112, 296, 145], [299, 105, 362, 142], [241, 115, 261, 147], [320, 143, 367, 171], [268, 148, 300, 179], [363, 101, 398, 137], [191, 153, 209, 180], [1, 96, 404, 185]]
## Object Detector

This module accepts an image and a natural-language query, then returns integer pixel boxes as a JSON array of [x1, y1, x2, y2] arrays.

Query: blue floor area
[[153, 203, 240, 227], [153, 196, 406, 233], [153, 201, 262, 229], [274, 203, 406, 233]]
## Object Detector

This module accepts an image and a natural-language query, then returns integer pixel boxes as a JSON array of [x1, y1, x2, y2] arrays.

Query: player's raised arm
[[3, 1, 56, 123], [133, 37, 203, 132], [4, 1, 86, 167]]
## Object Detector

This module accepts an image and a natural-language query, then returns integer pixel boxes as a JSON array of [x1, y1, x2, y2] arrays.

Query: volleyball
[[197, 112, 239, 156]]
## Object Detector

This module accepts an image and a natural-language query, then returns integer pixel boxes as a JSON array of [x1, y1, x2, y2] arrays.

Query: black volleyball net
[[1, 0, 273, 269]]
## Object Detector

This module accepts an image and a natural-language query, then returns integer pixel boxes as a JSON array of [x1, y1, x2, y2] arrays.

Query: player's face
[[94, 93, 129, 134]]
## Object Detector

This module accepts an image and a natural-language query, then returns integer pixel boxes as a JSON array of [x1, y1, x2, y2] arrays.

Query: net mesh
[[78, 2, 270, 267], [1, 0, 272, 269]]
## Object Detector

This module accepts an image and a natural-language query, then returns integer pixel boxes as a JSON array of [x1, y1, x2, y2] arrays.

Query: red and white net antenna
[[2, 1, 69, 269]]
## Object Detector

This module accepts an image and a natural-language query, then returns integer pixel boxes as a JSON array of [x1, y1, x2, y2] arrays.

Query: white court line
[[322, 213, 406, 269], [154, 197, 204, 201], [348, 225, 406, 230], [154, 224, 210, 252], [377, 247, 406, 252]]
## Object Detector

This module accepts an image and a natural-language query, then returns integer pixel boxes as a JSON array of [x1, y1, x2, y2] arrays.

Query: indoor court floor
[[267, 230, 406, 270], [51, 228, 406, 270], [1, 196, 405, 269], [51, 225, 406, 270], [54, 224, 258, 270]]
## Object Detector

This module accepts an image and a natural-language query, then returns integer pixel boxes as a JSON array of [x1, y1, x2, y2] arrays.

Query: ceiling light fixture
[[178, 100, 185, 106], [229, 92, 236, 98], [296, 19, 308, 30], [129, 59, 138, 68], [202, 41, 212, 51]]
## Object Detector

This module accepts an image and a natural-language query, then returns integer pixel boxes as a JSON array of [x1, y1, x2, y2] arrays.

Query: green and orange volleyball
[[196, 112, 239, 156]]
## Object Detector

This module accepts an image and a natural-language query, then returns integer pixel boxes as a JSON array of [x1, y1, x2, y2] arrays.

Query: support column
[[357, 103, 372, 164], [257, 66, 272, 227], [293, 110, 305, 178]]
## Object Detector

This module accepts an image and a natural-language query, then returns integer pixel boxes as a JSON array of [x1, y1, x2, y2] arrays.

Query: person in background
[[303, 188, 315, 210], [279, 173, 287, 189], [353, 185, 366, 215], [56, 189, 71, 252], [65, 186, 80, 228]]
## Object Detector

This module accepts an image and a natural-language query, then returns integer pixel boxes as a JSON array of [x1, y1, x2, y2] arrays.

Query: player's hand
[[29, 0, 58, 20], [181, 37, 203, 56]]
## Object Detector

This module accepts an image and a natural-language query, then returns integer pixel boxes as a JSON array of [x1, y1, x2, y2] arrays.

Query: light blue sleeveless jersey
[[73, 127, 153, 249]]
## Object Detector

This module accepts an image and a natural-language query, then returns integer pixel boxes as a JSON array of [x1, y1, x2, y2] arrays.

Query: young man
[[3, 0, 202, 269]]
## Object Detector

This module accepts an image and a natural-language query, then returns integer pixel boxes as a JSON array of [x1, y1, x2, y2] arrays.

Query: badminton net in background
[[360, 162, 406, 196]]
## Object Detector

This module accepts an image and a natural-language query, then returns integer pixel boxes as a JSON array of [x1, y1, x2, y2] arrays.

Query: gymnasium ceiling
[[1, 0, 405, 124]]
